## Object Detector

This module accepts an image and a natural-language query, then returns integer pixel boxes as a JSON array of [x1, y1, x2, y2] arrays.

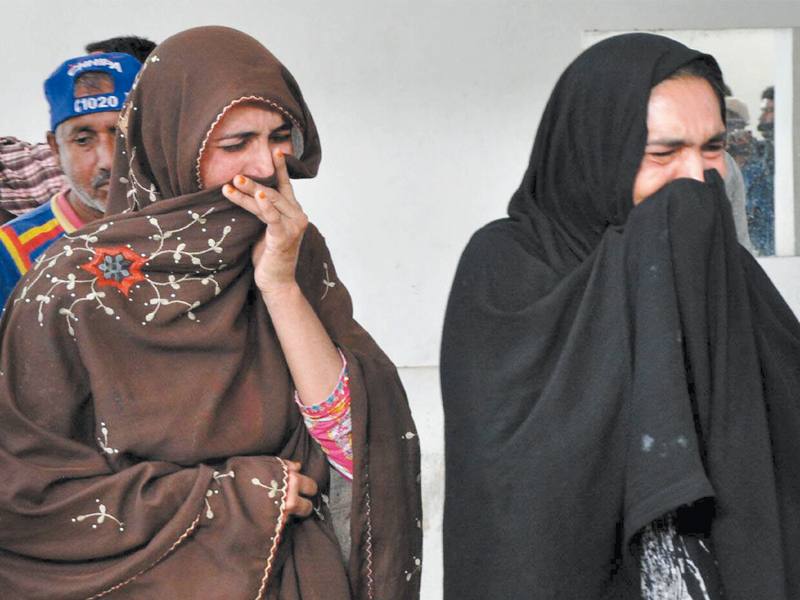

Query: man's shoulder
[[1, 198, 59, 236], [0, 195, 65, 265]]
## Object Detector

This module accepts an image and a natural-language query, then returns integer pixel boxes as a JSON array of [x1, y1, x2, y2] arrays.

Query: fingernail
[[276, 149, 284, 158], [257, 190, 267, 200], [223, 184, 234, 194], [235, 175, 246, 186]]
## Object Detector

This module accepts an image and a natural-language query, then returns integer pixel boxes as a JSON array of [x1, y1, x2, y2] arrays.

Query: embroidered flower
[[72, 498, 125, 532], [81, 247, 148, 296], [99, 254, 131, 282]]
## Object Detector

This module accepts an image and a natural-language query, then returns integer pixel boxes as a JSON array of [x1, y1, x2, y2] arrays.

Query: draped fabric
[[441, 33, 800, 599], [0, 26, 421, 600]]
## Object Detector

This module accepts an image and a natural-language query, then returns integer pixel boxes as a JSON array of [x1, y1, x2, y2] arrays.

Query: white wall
[[3, 2, 800, 598]]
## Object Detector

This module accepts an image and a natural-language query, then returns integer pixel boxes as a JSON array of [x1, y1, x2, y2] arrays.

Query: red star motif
[[81, 246, 148, 296]]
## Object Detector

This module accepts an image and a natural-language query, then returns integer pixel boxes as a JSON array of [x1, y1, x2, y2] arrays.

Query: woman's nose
[[677, 151, 706, 183], [247, 143, 276, 179]]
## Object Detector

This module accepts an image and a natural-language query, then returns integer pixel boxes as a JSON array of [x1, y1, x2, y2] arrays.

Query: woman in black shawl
[[441, 33, 800, 599]]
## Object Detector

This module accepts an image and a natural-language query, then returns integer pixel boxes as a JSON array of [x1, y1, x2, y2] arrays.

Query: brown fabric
[[0, 26, 421, 600]]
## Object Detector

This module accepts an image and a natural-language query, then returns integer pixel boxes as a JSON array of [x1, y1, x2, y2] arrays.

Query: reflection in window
[[726, 89, 775, 255]]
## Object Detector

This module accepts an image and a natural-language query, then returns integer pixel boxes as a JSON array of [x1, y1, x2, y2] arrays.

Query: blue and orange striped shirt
[[0, 190, 86, 308]]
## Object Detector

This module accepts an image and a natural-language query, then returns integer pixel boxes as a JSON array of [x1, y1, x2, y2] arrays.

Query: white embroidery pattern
[[404, 556, 422, 582], [97, 422, 120, 455], [204, 470, 235, 520], [72, 498, 125, 532], [251, 477, 282, 504], [119, 147, 159, 211], [14, 210, 229, 337], [321, 262, 336, 299]]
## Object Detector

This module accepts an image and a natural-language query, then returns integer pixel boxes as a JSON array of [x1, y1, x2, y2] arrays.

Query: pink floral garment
[[295, 350, 353, 480]]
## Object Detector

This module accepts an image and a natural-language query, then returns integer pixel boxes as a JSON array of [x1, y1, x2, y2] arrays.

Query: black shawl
[[441, 33, 800, 599]]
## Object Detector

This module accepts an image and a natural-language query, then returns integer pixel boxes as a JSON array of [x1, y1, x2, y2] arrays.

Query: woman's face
[[632, 75, 727, 206], [199, 102, 295, 188]]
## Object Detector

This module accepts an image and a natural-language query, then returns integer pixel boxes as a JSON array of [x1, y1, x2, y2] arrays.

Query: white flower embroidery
[[321, 262, 336, 300], [204, 470, 235, 520], [97, 422, 119, 455], [72, 498, 125, 532], [15, 211, 229, 336], [251, 477, 281, 498], [405, 556, 421, 581]]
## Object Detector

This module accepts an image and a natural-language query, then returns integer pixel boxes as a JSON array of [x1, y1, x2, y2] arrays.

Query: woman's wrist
[[258, 279, 302, 306]]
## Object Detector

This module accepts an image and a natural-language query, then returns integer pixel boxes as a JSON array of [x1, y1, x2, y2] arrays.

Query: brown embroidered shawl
[[0, 26, 421, 600]]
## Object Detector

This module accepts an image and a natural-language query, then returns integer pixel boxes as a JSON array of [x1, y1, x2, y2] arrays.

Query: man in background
[[0, 51, 142, 305], [0, 36, 155, 222], [725, 93, 774, 255]]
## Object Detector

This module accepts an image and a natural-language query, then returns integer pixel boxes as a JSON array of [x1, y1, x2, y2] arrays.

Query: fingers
[[284, 467, 318, 518], [273, 148, 293, 198], [222, 181, 269, 223], [224, 174, 305, 226]]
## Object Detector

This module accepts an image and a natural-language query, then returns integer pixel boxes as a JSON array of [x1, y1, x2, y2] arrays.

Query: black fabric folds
[[441, 33, 800, 599]]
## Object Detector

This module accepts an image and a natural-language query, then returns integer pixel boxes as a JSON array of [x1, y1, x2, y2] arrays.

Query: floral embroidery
[[14, 210, 229, 337], [82, 247, 147, 296], [404, 556, 422, 581], [251, 477, 282, 504], [321, 262, 336, 299], [97, 422, 120, 455], [72, 498, 125, 532], [204, 470, 235, 520], [119, 147, 160, 211]]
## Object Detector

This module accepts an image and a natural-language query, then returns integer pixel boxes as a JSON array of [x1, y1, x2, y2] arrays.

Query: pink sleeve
[[294, 350, 353, 481]]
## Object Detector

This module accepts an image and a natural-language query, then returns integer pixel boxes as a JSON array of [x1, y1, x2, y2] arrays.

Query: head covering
[[0, 26, 421, 599], [726, 96, 750, 125], [44, 52, 141, 130], [441, 33, 800, 599], [506, 33, 723, 271]]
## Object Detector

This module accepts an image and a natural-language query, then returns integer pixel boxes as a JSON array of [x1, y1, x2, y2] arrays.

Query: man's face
[[632, 76, 727, 206], [48, 111, 118, 214], [758, 98, 774, 140]]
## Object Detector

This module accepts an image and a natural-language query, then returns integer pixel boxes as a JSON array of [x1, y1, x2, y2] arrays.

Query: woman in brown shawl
[[0, 26, 421, 599]]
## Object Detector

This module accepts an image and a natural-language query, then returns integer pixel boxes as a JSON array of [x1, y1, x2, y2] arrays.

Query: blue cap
[[44, 52, 142, 131]]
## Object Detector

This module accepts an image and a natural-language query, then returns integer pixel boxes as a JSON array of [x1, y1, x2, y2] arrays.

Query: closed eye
[[269, 125, 292, 144], [269, 132, 292, 144], [220, 140, 248, 152]]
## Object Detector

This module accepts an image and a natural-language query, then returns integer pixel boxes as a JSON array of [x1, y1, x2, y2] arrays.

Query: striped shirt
[[0, 190, 85, 307], [0, 137, 68, 215]]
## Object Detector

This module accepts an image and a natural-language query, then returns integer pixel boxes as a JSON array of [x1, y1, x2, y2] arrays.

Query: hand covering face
[[441, 33, 800, 599], [0, 26, 421, 600]]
